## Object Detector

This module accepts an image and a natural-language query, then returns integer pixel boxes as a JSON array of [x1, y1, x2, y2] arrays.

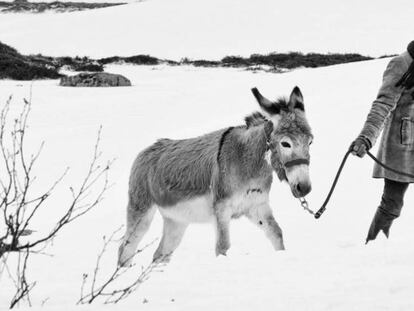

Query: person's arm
[[352, 56, 407, 157]]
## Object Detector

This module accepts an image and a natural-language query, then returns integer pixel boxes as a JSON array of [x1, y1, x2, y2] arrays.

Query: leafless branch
[[77, 226, 162, 305], [9, 250, 35, 309], [0, 97, 113, 308]]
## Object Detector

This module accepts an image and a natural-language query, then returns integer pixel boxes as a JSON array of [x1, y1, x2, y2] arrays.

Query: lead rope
[[313, 148, 414, 219], [299, 197, 314, 215], [313, 149, 352, 219]]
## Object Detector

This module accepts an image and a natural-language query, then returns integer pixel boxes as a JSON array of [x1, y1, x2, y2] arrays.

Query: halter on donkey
[[118, 87, 313, 266]]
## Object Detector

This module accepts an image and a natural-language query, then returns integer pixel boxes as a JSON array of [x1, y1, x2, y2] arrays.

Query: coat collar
[[401, 51, 413, 66]]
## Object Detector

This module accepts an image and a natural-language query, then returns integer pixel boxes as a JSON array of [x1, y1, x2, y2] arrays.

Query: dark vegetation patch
[[378, 54, 398, 59], [0, 41, 108, 80], [0, 42, 61, 80], [98, 53, 374, 70], [179, 52, 374, 72], [0, 0, 126, 13], [180, 57, 221, 67], [99, 55, 160, 65], [1, 41, 380, 81], [56, 56, 104, 72], [219, 52, 373, 70]]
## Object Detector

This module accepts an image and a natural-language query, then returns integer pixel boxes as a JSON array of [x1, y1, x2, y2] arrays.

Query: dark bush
[[0, 1, 126, 13], [378, 54, 398, 59], [0, 41, 19, 56], [219, 52, 373, 69], [98, 52, 373, 70], [98, 56, 122, 65], [57, 56, 77, 66], [0, 41, 61, 80], [98, 55, 159, 65], [191, 60, 220, 67], [73, 63, 104, 72], [221, 56, 250, 66], [0, 39, 376, 80], [0, 58, 61, 80], [124, 55, 159, 65]]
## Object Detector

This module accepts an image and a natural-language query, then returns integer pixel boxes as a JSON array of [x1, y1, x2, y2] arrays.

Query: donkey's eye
[[309, 140, 313, 146], [281, 142, 291, 148]]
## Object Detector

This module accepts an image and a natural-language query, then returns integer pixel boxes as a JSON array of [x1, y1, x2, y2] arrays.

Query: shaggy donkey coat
[[118, 87, 313, 266]]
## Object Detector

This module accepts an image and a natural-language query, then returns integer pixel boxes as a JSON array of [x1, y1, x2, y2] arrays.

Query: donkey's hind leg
[[214, 201, 231, 256], [153, 217, 188, 263], [118, 203, 156, 267], [246, 203, 285, 251]]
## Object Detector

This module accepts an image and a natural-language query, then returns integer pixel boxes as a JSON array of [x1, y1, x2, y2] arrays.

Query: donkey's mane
[[244, 111, 267, 127], [217, 126, 234, 163], [274, 97, 289, 107], [245, 97, 293, 128]]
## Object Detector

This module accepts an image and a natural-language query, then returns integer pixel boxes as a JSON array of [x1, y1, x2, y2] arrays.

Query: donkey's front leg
[[215, 203, 231, 256], [246, 204, 285, 250]]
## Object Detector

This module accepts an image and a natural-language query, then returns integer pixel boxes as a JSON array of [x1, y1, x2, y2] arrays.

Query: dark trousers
[[366, 178, 409, 243]]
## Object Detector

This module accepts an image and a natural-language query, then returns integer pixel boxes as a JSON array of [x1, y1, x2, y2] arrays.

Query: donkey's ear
[[251, 87, 281, 115], [288, 86, 304, 111]]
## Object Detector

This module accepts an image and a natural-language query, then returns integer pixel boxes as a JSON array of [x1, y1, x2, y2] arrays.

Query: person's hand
[[350, 136, 371, 158]]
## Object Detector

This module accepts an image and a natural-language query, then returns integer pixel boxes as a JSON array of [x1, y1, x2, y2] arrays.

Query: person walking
[[351, 41, 414, 243]]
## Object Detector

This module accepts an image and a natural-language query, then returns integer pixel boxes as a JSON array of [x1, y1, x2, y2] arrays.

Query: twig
[[1, 97, 112, 308], [77, 226, 161, 305]]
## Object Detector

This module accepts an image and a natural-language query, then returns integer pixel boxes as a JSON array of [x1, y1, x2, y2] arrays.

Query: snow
[[1, 0, 414, 59], [1, 59, 414, 310], [1, 0, 414, 309]]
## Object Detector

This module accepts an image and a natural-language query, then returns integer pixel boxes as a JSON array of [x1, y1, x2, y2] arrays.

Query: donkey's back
[[131, 128, 226, 206]]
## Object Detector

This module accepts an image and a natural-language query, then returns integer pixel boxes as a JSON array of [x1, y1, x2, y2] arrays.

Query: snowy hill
[[0, 0, 413, 59], [1, 0, 414, 310], [1, 58, 414, 310]]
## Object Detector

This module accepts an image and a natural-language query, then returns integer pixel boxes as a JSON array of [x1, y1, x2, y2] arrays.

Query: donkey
[[118, 86, 313, 266]]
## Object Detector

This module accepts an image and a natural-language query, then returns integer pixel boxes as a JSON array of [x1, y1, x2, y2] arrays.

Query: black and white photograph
[[0, 0, 413, 310]]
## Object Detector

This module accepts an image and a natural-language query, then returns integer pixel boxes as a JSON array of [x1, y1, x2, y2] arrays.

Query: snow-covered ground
[[1, 59, 414, 310], [1, 0, 413, 59], [1, 0, 414, 310]]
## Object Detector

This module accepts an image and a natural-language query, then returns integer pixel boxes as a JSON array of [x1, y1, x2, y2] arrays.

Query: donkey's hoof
[[215, 249, 227, 257], [118, 260, 133, 268], [118, 244, 135, 267], [118, 255, 133, 267], [153, 253, 172, 264], [118, 254, 134, 267], [275, 242, 285, 251], [215, 244, 229, 256]]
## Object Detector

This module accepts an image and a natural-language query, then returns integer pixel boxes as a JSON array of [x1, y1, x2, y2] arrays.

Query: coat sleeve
[[359, 56, 407, 146]]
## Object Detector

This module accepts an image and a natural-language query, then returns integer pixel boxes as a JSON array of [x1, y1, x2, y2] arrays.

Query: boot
[[365, 208, 395, 244]]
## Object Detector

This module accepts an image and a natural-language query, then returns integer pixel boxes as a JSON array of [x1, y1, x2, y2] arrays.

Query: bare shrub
[[77, 226, 164, 305], [0, 96, 113, 308]]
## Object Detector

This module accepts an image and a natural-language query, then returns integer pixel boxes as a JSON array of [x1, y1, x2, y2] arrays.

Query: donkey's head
[[251, 87, 313, 198]]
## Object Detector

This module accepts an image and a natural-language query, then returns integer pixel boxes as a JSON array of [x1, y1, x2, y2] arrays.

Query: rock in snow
[[60, 72, 131, 87]]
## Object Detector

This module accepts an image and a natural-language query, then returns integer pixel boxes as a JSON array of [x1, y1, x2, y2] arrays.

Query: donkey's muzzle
[[294, 182, 312, 198]]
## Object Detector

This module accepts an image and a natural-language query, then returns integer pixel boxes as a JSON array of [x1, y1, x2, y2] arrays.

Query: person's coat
[[359, 51, 414, 182]]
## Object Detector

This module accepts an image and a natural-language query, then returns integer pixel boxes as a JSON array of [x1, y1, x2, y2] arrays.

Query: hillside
[[0, 40, 375, 80], [1, 58, 414, 311], [0, 0, 412, 59], [0, 1, 126, 13], [0, 41, 61, 79]]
